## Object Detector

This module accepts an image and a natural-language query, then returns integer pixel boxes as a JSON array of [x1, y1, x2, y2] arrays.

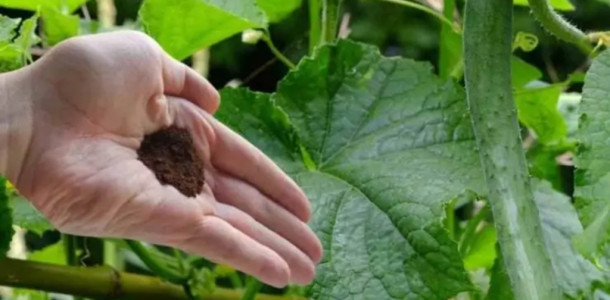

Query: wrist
[[0, 67, 34, 185]]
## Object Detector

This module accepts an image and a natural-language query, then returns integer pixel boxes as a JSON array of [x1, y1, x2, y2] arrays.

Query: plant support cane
[[463, 0, 562, 299]]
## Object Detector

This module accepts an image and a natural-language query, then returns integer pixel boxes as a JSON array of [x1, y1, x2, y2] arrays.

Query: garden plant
[[1, 0, 610, 299]]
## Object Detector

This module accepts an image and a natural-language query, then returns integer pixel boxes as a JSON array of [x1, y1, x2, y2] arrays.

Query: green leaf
[[14, 13, 40, 65], [41, 5, 79, 46], [0, 15, 20, 42], [29, 242, 66, 264], [218, 40, 487, 299], [0, 178, 14, 257], [9, 195, 53, 236], [515, 84, 567, 144], [0, 44, 23, 72], [514, 0, 575, 11], [0, 13, 34, 72], [486, 253, 514, 300], [0, 0, 87, 12], [574, 50, 610, 260], [139, 0, 267, 60], [257, 0, 301, 22], [487, 180, 605, 299], [512, 56, 542, 88], [527, 144, 568, 191], [534, 179, 606, 298], [463, 225, 497, 270]]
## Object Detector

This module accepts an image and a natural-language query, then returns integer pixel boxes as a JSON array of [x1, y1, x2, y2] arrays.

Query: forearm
[[0, 68, 34, 184]]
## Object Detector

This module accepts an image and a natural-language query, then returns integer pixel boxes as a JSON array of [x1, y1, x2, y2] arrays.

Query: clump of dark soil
[[138, 125, 204, 197]]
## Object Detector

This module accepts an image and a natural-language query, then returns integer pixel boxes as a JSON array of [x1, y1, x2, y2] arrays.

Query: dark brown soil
[[137, 126, 204, 197]]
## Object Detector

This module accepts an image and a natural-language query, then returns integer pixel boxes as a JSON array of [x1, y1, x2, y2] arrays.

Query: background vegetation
[[0, 0, 610, 299]]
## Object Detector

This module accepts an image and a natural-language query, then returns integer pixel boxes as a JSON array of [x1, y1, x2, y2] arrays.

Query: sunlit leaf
[[139, 0, 267, 60], [0, 0, 87, 12], [515, 84, 567, 144], [41, 5, 79, 46], [514, 0, 574, 11]]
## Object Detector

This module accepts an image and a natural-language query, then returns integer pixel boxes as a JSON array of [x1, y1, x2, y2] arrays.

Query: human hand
[[3, 31, 322, 287]]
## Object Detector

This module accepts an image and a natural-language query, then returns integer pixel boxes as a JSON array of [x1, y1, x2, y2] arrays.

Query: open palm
[[12, 31, 321, 288]]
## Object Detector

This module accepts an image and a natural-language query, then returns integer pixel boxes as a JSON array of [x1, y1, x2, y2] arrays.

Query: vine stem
[[0, 258, 302, 300], [463, 0, 562, 299], [97, 0, 116, 28], [262, 34, 296, 70], [378, 0, 458, 32], [308, 0, 322, 53], [321, 0, 341, 43], [240, 277, 262, 300], [527, 0, 593, 54], [125, 240, 187, 284]]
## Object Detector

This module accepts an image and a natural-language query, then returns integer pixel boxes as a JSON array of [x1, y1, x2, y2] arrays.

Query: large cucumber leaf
[[574, 50, 610, 259], [0, 178, 14, 257], [139, 0, 267, 60], [534, 180, 607, 298], [218, 40, 486, 299]]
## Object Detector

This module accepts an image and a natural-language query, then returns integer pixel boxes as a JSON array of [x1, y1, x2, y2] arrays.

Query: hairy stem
[[0, 258, 301, 300], [321, 0, 341, 43], [309, 0, 322, 53], [527, 0, 592, 53], [463, 0, 562, 299]]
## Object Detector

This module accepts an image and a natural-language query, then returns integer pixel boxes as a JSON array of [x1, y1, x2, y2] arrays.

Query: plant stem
[[125, 240, 186, 284], [308, 0, 322, 54], [63, 234, 78, 266], [262, 34, 296, 70], [0, 258, 301, 300], [192, 48, 210, 77], [463, 0, 562, 299], [240, 277, 262, 300], [97, 0, 116, 28], [527, 0, 592, 54], [321, 0, 341, 44], [230, 272, 244, 288], [438, 0, 460, 79], [378, 0, 457, 32]]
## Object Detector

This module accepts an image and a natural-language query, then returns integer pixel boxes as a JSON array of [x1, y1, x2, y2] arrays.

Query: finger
[[214, 172, 322, 264], [121, 186, 292, 288], [209, 117, 311, 222], [214, 203, 316, 285], [161, 53, 220, 114], [179, 215, 292, 288]]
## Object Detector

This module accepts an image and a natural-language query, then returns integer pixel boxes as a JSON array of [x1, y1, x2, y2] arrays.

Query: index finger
[[161, 52, 220, 114], [208, 117, 311, 222]]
